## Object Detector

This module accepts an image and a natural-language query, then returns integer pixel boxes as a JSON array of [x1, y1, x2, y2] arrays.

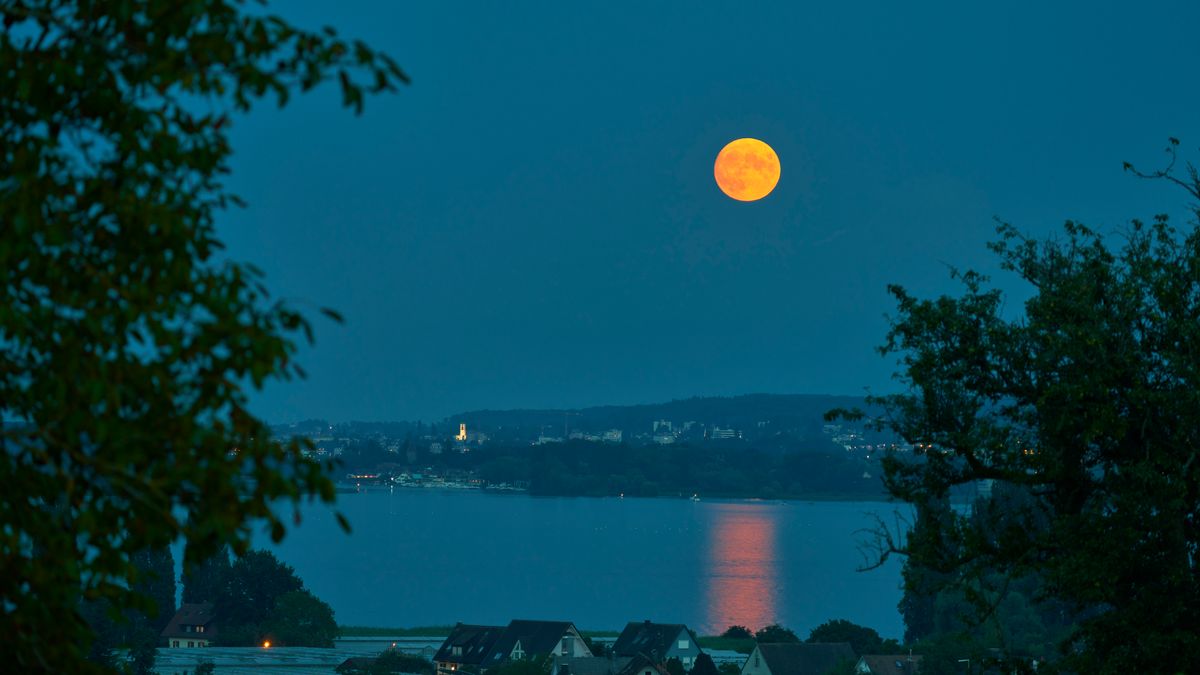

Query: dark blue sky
[[219, 1, 1200, 423]]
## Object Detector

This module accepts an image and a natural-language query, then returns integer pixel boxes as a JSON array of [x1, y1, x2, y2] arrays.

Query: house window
[[172, 641, 179, 648], [197, 626, 205, 633], [188, 641, 194, 648], [453, 646, 463, 656], [512, 642, 525, 660], [755, 656, 760, 667], [678, 639, 689, 650]]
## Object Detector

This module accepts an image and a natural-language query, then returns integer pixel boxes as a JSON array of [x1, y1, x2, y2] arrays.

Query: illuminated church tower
[[456, 423, 467, 442]]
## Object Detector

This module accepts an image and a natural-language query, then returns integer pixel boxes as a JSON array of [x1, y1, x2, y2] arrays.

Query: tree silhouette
[[0, 2, 407, 671], [831, 142, 1200, 672]]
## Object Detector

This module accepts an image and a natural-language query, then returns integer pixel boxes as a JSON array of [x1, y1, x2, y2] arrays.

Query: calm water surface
[[257, 490, 907, 638]]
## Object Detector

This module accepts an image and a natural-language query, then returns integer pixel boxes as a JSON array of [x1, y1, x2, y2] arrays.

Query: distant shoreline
[[335, 627, 756, 654], [335, 483, 901, 504]]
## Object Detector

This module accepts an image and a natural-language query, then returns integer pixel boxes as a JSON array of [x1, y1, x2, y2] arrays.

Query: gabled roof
[[612, 621, 690, 660], [160, 602, 217, 640], [339, 656, 378, 672], [756, 643, 856, 675], [434, 623, 506, 666], [856, 654, 923, 675], [486, 620, 582, 664], [616, 654, 671, 675], [556, 656, 634, 675]]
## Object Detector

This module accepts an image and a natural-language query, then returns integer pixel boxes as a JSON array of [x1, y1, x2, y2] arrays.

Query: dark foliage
[[363, 650, 436, 675], [583, 636, 608, 657], [832, 143, 1200, 672], [754, 624, 800, 644], [1, 1, 406, 672], [129, 546, 176, 633], [465, 441, 882, 499], [722, 626, 753, 639], [690, 654, 720, 675], [80, 546, 174, 672], [264, 589, 338, 648], [197, 549, 335, 647], [182, 545, 232, 605], [219, 550, 304, 632], [806, 619, 898, 656]]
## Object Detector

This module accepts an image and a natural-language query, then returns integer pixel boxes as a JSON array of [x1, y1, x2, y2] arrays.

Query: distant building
[[434, 624, 506, 675], [709, 427, 741, 440], [854, 654, 923, 674], [553, 655, 668, 675], [161, 602, 216, 648], [434, 619, 592, 674], [340, 656, 380, 672], [553, 656, 634, 675], [617, 655, 672, 675], [536, 435, 564, 445], [483, 619, 592, 665], [653, 420, 673, 433], [430, 442, 444, 454], [741, 643, 856, 675], [603, 429, 623, 444], [456, 424, 468, 442], [652, 433, 676, 445], [612, 621, 702, 670]]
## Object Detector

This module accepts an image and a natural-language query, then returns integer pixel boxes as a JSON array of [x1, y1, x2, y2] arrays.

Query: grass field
[[696, 636, 756, 654]]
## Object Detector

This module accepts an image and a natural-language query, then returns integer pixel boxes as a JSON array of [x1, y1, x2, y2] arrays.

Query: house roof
[[612, 621, 690, 660], [434, 624, 506, 666], [756, 643, 857, 675], [485, 620, 583, 664], [339, 656, 377, 672], [556, 656, 633, 675], [615, 654, 671, 675], [160, 602, 217, 640], [856, 655, 923, 675]]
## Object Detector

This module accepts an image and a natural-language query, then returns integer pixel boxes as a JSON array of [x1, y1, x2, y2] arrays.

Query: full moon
[[714, 138, 780, 201]]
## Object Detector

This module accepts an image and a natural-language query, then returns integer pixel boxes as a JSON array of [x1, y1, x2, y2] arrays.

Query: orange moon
[[714, 138, 780, 201]]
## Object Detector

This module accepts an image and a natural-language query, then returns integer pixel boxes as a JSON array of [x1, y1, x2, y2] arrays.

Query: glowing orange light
[[262, 640, 271, 648], [707, 504, 778, 631], [714, 138, 780, 201]]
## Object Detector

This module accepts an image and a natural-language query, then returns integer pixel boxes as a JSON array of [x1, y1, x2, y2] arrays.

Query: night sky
[[218, 1, 1200, 423]]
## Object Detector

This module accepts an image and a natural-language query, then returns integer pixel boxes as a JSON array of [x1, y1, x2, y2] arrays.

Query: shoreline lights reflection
[[705, 503, 778, 633]]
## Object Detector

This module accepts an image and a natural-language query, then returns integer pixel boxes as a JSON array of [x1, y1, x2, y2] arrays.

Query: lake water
[[255, 490, 908, 639]]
